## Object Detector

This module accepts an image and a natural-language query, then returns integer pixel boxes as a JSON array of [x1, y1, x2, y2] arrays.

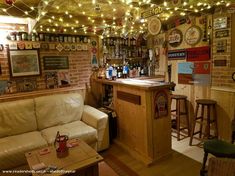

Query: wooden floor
[[102, 137, 206, 176]]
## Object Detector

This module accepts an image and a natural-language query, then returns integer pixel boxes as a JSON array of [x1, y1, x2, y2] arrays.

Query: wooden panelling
[[117, 91, 141, 105]]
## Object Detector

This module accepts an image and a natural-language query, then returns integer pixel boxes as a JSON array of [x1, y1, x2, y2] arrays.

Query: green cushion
[[204, 139, 235, 158]]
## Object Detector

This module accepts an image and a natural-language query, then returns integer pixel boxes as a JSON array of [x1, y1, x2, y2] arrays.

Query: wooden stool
[[189, 99, 218, 146], [171, 94, 190, 141]]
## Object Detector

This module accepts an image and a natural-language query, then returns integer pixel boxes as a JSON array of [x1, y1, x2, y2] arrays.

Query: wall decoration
[[32, 42, 40, 49], [185, 25, 202, 46], [45, 71, 58, 89], [154, 90, 168, 119], [214, 59, 227, 66], [57, 71, 70, 87], [186, 46, 210, 62], [64, 44, 71, 51], [16, 78, 37, 92], [178, 62, 211, 85], [49, 43, 56, 50], [178, 62, 194, 84], [215, 30, 229, 38], [141, 6, 162, 18], [40, 43, 49, 50], [56, 43, 64, 52], [148, 17, 162, 35], [213, 17, 227, 29], [9, 43, 17, 50], [43, 56, 69, 70], [17, 42, 25, 49], [8, 50, 41, 77], [168, 28, 183, 47], [25, 43, 32, 49], [216, 40, 227, 53], [0, 80, 8, 95], [167, 49, 186, 60], [91, 40, 98, 68], [232, 72, 235, 82]]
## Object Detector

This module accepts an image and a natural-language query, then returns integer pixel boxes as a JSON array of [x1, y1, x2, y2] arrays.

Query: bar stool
[[171, 94, 190, 141], [189, 99, 218, 146]]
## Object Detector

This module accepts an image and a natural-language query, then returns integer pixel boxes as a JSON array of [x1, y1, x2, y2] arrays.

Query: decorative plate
[[168, 28, 183, 47], [185, 25, 202, 46], [148, 17, 161, 35]]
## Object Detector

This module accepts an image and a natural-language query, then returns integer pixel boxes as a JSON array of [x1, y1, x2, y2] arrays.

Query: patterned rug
[[101, 153, 139, 176]]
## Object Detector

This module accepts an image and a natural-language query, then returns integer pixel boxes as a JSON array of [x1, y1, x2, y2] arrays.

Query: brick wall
[[0, 41, 94, 95], [212, 13, 235, 89]]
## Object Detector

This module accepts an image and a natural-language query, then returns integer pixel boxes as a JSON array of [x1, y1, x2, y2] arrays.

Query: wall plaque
[[213, 17, 227, 29], [215, 30, 229, 38], [186, 46, 210, 62], [141, 7, 162, 18], [214, 60, 227, 66], [43, 56, 69, 70], [185, 25, 202, 46], [216, 40, 227, 53], [168, 28, 183, 47], [167, 49, 186, 60], [154, 90, 168, 119]]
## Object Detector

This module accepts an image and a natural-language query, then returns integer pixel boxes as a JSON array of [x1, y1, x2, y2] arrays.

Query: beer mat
[[32, 162, 47, 171], [39, 148, 51, 155], [67, 140, 79, 148]]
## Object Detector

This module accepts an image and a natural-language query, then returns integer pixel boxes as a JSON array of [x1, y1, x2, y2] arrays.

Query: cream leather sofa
[[0, 93, 109, 170]]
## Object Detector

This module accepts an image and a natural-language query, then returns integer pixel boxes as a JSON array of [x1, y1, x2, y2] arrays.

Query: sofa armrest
[[82, 105, 109, 151]]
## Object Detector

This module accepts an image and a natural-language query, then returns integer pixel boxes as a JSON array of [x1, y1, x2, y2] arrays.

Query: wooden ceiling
[[0, 0, 232, 36]]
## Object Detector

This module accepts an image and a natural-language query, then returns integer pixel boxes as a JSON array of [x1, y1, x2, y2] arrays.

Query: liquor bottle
[[108, 65, 113, 80], [117, 65, 123, 78], [112, 65, 117, 80]]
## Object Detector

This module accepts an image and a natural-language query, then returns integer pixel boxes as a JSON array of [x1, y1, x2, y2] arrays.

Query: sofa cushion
[[41, 121, 97, 145], [0, 131, 47, 170], [35, 93, 84, 130], [0, 99, 37, 138]]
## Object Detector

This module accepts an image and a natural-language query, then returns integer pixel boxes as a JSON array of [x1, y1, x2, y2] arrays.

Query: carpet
[[101, 153, 139, 176]]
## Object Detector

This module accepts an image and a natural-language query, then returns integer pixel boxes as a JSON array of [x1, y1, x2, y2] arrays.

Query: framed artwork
[[43, 56, 69, 70], [8, 49, 41, 77]]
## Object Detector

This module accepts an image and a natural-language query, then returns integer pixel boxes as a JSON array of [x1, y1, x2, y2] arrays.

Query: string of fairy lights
[[0, 0, 233, 37]]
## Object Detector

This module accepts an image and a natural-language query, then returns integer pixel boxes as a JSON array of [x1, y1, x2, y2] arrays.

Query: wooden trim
[[117, 91, 141, 105], [0, 86, 84, 102], [231, 13, 235, 67]]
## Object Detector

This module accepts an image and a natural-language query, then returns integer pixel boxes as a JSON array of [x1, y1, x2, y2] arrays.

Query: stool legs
[[171, 97, 190, 141], [190, 100, 218, 145], [200, 152, 208, 176]]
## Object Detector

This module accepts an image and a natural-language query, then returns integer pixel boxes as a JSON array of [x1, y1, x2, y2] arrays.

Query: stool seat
[[196, 99, 217, 105], [171, 95, 187, 99]]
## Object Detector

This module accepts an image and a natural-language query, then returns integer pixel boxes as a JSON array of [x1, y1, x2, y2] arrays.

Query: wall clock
[[148, 17, 161, 35], [185, 25, 202, 46]]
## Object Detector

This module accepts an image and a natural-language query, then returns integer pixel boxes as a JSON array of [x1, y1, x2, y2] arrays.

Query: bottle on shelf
[[112, 65, 117, 80]]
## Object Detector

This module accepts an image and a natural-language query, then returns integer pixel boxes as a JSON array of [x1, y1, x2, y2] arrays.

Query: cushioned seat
[[204, 139, 235, 157], [0, 131, 47, 170], [41, 121, 97, 146]]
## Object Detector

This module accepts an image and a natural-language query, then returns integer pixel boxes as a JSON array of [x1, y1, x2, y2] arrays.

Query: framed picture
[[43, 56, 69, 70], [8, 49, 41, 77]]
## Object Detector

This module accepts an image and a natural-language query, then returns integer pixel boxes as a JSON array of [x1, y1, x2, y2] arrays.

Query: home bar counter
[[92, 77, 175, 165]]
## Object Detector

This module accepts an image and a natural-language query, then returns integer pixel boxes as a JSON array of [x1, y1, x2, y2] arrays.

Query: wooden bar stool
[[171, 94, 190, 141], [189, 99, 218, 146]]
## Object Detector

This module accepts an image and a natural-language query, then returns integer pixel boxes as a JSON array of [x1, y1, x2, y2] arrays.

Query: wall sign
[[213, 17, 227, 29], [168, 28, 183, 47], [154, 90, 168, 119], [141, 7, 162, 18], [185, 25, 202, 46], [167, 49, 186, 60], [215, 30, 229, 38], [216, 40, 227, 53], [186, 46, 210, 62], [43, 56, 69, 70], [214, 59, 227, 67]]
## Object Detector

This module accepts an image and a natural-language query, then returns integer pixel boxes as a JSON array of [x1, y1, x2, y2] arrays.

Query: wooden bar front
[[93, 78, 175, 165]]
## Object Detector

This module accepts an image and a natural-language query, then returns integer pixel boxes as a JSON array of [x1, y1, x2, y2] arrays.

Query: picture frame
[[43, 56, 69, 70], [8, 49, 41, 77]]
